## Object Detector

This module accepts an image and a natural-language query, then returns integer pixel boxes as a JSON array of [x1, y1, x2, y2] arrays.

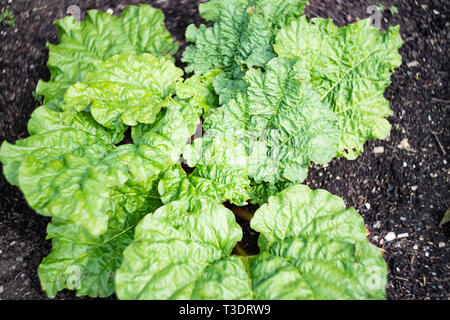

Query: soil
[[0, 0, 448, 300]]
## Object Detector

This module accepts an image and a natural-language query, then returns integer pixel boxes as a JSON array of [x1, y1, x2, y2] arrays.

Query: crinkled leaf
[[1, 100, 197, 236], [17, 137, 168, 236], [36, 5, 178, 107], [249, 184, 387, 299], [116, 185, 386, 300], [182, 0, 307, 78], [248, 179, 294, 205], [275, 17, 402, 159], [158, 136, 250, 205], [205, 57, 340, 184], [175, 70, 222, 113], [115, 198, 249, 299], [131, 102, 200, 163], [0, 128, 112, 187], [38, 186, 162, 298], [64, 53, 183, 129], [28, 106, 124, 145]]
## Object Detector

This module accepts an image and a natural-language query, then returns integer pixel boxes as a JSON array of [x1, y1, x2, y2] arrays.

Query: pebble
[[106, 8, 114, 15], [373, 221, 381, 228], [15, 256, 23, 262], [400, 216, 407, 221], [403, 162, 408, 167], [365, 203, 371, 210], [374, 146, 384, 153], [384, 232, 396, 242], [397, 233, 409, 239], [413, 244, 419, 250], [407, 60, 419, 68], [398, 138, 411, 150], [438, 242, 445, 248], [411, 186, 418, 191]]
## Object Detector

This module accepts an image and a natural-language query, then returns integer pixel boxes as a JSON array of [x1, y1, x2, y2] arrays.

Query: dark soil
[[0, 0, 448, 300]]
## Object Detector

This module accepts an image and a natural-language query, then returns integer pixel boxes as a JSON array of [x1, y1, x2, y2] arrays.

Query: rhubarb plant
[[0, 1, 402, 300]]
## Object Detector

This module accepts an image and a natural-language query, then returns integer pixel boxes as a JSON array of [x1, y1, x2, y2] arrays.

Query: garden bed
[[0, 0, 448, 300]]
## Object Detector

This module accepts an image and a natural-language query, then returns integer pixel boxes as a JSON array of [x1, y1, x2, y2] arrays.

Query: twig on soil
[[431, 131, 446, 155], [393, 276, 409, 281], [431, 97, 450, 104]]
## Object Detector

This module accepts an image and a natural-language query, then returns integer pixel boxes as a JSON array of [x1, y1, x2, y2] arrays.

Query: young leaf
[[204, 57, 340, 184], [36, 5, 178, 108], [175, 70, 223, 113], [275, 17, 402, 159], [64, 53, 183, 130], [116, 185, 387, 300], [158, 136, 250, 205]]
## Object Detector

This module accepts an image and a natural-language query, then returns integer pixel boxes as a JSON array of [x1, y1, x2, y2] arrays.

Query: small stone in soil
[[374, 146, 384, 153], [385, 232, 396, 242]]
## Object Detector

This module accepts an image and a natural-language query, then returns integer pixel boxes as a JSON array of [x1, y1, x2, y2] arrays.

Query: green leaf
[[115, 198, 249, 300], [248, 179, 294, 205], [158, 136, 250, 205], [439, 210, 450, 228], [38, 186, 162, 298], [204, 57, 340, 184], [131, 102, 200, 163], [28, 106, 124, 145], [175, 70, 223, 113], [1, 99, 197, 236], [275, 17, 402, 159], [36, 5, 178, 107], [64, 53, 183, 130], [116, 185, 386, 300], [0, 129, 112, 187], [182, 0, 308, 78], [17, 136, 168, 236], [250, 184, 387, 299]]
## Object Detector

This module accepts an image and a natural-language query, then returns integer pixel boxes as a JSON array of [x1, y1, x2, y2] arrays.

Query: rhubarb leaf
[[182, 0, 308, 78], [158, 136, 250, 205], [116, 185, 386, 300], [1, 102, 198, 236], [204, 57, 340, 184], [275, 17, 402, 159], [175, 70, 222, 113], [27, 106, 124, 145], [36, 5, 178, 108], [38, 186, 162, 298], [64, 53, 183, 130], [115, 198, 250, 299], [249, 184, 387, 299]]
